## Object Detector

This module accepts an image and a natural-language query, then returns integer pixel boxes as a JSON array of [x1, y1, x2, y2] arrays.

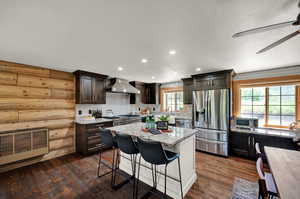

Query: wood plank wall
[[0, 60, 76, 172]]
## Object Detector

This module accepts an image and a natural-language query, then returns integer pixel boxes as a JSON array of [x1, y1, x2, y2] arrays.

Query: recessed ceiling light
[[169, 50, 176, 55], [196, 67, 201, 72], [117, 66, 123, 71], [141, 58, 148, 63], [151, 76, 155, 79]]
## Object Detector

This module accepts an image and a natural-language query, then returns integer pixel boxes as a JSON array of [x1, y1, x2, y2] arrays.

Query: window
[[164, 91, 184, 112], [268, 85, 296, 126], [240, 85, 296, 127], [240, 87, 266, 126]]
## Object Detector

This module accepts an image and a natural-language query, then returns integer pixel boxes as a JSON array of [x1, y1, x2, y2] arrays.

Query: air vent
[[0, 128, 49, 165]]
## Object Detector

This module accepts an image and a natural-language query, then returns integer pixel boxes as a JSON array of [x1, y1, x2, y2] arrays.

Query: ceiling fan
[[232, 1, 300, 54]]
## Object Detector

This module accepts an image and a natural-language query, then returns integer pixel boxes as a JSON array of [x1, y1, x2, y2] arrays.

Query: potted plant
[[156, 115, 170, 130]]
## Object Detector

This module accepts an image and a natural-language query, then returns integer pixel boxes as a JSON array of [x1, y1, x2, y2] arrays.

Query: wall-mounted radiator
[[0, 128, 49, 165]]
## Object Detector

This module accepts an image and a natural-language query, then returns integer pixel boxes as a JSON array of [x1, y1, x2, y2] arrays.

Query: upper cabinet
[[79, 75, 93, 104], [74, 70, 108, 104], [182, 78, 193, 104], [130, 81, 146, 104], [192, 69, 234, 90], [130, 82, 160, 104], [145, 83, 160, 104]]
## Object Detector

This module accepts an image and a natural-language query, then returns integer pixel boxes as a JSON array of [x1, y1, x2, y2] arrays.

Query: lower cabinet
[[229, 131, 298, 160], [76, 121, 113, 156], [229, 131, 250, 158]]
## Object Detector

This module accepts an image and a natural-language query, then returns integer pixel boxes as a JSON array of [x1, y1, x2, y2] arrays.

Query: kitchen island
[[108, 122, 197, 199]]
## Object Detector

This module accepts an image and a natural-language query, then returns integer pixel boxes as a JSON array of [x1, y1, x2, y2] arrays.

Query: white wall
[[234, 65, 300, 80], [76, 92, 160, 117]]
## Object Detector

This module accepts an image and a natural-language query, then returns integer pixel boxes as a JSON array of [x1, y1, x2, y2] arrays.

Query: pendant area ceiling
[[0, 0, 299, 83]]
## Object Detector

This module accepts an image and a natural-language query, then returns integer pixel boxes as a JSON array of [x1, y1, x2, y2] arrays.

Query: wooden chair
[[256, 157, 278, 199]]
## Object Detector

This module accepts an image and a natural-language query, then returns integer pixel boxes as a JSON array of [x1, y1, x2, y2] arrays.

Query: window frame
[[233, 75, 300, 129], [240, 86, 297, 128], [160, 87, 184, 112], [240, 87, 266, 127], [164, 91, 183, 112]]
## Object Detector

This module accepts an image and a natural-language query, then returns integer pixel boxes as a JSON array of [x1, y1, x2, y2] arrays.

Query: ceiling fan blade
[[232, 21, 296, 38], [256, 30, 300, 54]]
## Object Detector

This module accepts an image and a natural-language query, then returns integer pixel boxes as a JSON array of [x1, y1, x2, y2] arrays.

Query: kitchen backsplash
[[76, 92, 160, 117]]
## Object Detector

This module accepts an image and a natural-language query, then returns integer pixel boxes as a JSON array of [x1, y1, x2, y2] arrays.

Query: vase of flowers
[[145, 115, 155, 129], [289, 120, 300, 146]]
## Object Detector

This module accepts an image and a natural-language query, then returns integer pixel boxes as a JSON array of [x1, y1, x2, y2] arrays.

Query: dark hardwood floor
[[0, 150, 258, 199]]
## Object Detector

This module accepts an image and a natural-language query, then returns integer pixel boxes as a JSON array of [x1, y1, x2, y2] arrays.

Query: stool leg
[[155, 165, 157, 188], [151, 164, 155, 188], [164, 164, 168, 199], [111, 148, 116, 187], [113, 149, 120, 185], [97, 151, 102, 177], [135, 155, 142, 199], [177, 157, 183, 199], [132, 154, 137, 199]]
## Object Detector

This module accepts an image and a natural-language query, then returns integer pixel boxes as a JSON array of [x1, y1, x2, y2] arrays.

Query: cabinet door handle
[[248, 136, 251, 148], [252, 137, 255, 149]]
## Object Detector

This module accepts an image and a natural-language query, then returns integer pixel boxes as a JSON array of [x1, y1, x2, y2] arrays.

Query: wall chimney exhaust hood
[[106, 78, 140, 94]]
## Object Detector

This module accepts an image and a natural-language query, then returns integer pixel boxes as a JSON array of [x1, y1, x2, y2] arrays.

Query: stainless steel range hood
[[106, 78, 140, 94]]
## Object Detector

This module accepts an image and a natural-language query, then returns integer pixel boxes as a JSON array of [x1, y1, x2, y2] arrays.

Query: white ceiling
[[0, 0, 299, 83]]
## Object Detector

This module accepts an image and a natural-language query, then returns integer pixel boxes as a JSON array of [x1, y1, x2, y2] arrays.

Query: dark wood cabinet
[[130, 82, 160, 104], [76, 121, 113, 156], [229, 131, 250, 158], [182, 78, 193, 104], [230, 130, 298, 160], [80, 76, 93, 104], [145, 83, 160, 104], [74, 70, 108, 104], [130, 81, 146, 104], [93, 77, 106, 104], [192, 70, 233, 90]]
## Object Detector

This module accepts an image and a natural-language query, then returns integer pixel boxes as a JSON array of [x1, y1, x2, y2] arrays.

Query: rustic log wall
[[0, 60, 76, 172]]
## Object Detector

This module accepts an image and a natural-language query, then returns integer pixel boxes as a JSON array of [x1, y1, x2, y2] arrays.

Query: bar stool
[[255, 142, 262, 158], [97, 129, 119, 188], [136, 137, 183, 199], [256, 157, 278, 199], [115, 134, 139, 199]]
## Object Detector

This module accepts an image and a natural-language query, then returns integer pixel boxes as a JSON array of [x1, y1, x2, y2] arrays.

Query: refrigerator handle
[[206, 92, 210, 127], [205, 94, 208, 126]]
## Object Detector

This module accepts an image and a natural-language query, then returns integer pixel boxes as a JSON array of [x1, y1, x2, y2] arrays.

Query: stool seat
[[165, 150, 180, 163], [116, 134, 139, 155], [115, 134, 139, 199], [97, 129, 119, 188], [113, 139, 118, 147], [265, 172, 278, 195], [136, 137, 183, 199]]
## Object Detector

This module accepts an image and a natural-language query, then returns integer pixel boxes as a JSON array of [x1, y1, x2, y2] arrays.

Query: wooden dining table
[[264, 146, 300, 199]]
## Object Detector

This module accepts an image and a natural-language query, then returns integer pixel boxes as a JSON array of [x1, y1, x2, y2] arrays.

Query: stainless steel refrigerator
[[193, 89, 229, 156]]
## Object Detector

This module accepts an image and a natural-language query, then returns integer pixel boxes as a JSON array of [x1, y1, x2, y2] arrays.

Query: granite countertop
[[108, 122, 196, 146], [174, 116, 192, 120], [75, 118, 113, 124], [231, 127, 296, 138]]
